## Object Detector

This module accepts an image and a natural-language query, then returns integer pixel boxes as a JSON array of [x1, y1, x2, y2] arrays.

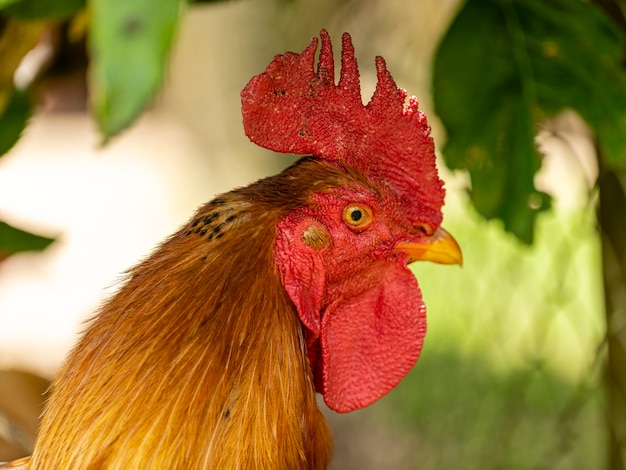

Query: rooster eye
[[343, 204, 373, 232]]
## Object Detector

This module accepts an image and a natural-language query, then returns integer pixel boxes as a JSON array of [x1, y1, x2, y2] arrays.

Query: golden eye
[[343, 204, 373, 232]]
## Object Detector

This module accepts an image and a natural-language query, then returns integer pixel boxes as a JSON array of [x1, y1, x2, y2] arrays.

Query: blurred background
[[0, 0, 611, 468]]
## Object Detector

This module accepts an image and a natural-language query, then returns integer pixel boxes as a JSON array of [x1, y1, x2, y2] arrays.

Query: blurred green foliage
[[0, 0, 183, 256], [1, 0, 84, 20], [0, 221, 54, 257], [434, 2, 626, 467], [89, 0, 181, 140], [433, 0, 626, 243], [377, 202, 604, 469], [0, 89, 31, 158]]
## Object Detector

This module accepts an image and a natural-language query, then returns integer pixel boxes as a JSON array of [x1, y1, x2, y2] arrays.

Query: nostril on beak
[[414, 223, 434, 237]]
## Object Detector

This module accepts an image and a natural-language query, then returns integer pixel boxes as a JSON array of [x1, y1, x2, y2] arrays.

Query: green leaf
[[0, 89, 32, 158], [90, 0, 182, 140], [0, 0, 20, 9], [433, 0, 626, 243], [0, 221, 54, 256], [1, 0, 84, 19]]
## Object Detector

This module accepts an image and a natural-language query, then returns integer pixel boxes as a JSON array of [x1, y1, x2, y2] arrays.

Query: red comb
[[241, 30, 444, 224]]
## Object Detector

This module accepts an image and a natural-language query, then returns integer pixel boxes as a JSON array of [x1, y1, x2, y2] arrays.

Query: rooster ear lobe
[[274, 217, 331, 336]]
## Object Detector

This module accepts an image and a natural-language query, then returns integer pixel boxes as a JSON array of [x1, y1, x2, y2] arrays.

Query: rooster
[[1, 30, 461, 469]]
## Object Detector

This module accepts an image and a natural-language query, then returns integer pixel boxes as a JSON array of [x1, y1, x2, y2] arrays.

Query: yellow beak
[[395, 227, 463, 266]]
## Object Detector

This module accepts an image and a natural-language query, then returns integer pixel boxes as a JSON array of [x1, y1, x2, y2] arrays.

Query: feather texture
[[28, 160, 352, 469]]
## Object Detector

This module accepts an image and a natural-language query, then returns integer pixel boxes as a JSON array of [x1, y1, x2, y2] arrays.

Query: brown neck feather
[[29, 159, 349, 469]]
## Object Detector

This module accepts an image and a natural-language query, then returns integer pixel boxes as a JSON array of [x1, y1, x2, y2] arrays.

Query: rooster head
[[241, 31, 462, 413]]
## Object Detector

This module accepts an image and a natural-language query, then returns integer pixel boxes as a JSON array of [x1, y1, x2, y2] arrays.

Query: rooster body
[[18, 31, 461, 469], [30, 161, 342, 469]]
